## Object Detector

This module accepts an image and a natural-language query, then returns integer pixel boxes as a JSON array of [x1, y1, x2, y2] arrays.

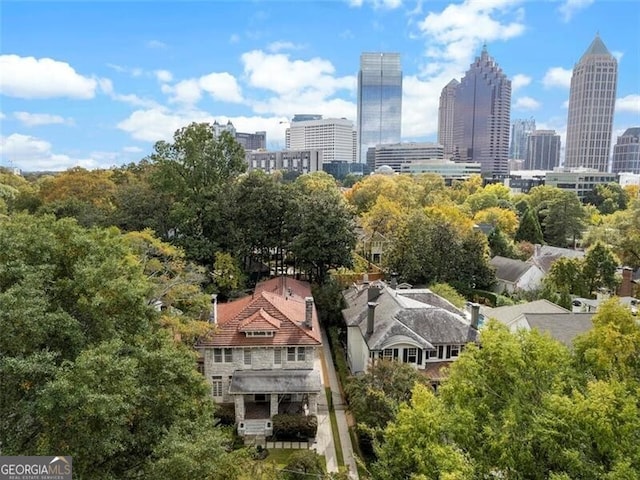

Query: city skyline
[[0, 1, 639, 171]]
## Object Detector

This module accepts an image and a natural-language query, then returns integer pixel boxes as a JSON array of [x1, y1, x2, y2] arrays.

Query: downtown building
[[525, 130, 561, 170], [246, 149, 323, 175], [368, 142, 444, 172], [438, 79, 459, 158], [452, 46, 511, 177], [564, 35, 618, 172], [357, 52, 402, 163], [286, 116, 355, 163], [611, 127, 640, 174], [212, 120, 266, 151], [510, 118, 536, 161]]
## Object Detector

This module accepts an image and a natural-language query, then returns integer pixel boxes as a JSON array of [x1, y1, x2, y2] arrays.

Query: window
[[451, 345, 460, 358], [213, 348, 233, 363], [406, 348, 418, 363], [212, 376, 223, 397], [287, 347, 296, 362], [274, 348, 282, 365], [244, 348, 252, 366], [383, 349, 394, 360], [438, 345, 445, 359], [297, 347, 306, 362], [428, 350, 438, 359]]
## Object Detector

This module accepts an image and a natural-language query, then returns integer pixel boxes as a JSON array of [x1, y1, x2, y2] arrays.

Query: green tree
[[428, 283, 467, 309], [290, 173, 356, 283], [515, 207, 544, 244], [149, 123, 246, 264], [543, 257, 589, 300], [283, 450, 327, 480], [583, 182, 629, 214], [582, 242, 619, 295], [487, 226, 517, 258], [538, 190, 586, 247]]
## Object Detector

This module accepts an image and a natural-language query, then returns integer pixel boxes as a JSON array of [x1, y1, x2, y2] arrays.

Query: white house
[[490, 255, 545, 294]]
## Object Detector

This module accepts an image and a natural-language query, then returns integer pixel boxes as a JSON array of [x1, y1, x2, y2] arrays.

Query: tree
[[515, 207, 544, 244], [283, 450, 327, 480], [428, 283, 467, 309], [0, 214, 241, 478], [582, 242, 619, 295], [149, 123, 246, 264], [290, 173, 356, 283], [543, 257, 589, 300], [539, 190, 586, 247], [487, 226, 517, 259], [583, 182, 629, 214], [473, 207, 519, 236]]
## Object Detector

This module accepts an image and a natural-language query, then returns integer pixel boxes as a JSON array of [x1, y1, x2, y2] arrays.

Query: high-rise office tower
[[611, 127, 640, 174], [564, 34, 618, 171], [525, 130, 561, 170], [510, 118, 536, 160], [452, 46, 511, 177], [357, 52, 402, 163], [288, 117, 355, 162], [438, 79, 459, 158]]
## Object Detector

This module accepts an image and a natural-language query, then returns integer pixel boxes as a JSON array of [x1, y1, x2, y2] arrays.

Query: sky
[[0, 0, 639, 172]]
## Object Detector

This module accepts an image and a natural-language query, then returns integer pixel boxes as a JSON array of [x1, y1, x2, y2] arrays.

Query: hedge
[[272, 414, 318, 440]]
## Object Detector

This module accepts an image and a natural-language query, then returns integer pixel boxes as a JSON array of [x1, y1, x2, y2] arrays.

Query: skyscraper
[[510, 118, 536, 160], [611, 127, 640, 174], [357, 53, 402, 163], [288, 117, 355, 162], [564, 34, 618, 172], [438, 79, 459, 158], [525, 130, 561, 170], [452, 46, 511, 177]]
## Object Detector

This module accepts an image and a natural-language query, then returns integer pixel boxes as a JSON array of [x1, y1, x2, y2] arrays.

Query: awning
[[229, 369, 322, 394]]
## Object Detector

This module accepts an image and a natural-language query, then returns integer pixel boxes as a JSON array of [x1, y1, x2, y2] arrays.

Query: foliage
[[473, 206, 519, 236], [345, 360, 428, 455], [428, 283, 467, 308], [312, 278, 346, 327], [214, 403, 236, 426], [0, 213, 243, 479], [583, 182, 629, 214], [534, 187, 586, 247], [271, 414, 318, 440], [515, 207, 544, 244], [212, 251, 245, 300], [487, 226, 517, 259], [283, 450, 327, 480]]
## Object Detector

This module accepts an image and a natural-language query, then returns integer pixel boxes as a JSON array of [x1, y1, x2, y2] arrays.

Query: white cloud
[[123, 146, 144, 153], [513, 96, 541, 110], [116, 107, 291, 149], [267, 41, 302, 53], [154, 69, 173, 83], [542, 67, 572, 89], [0, 55, 97, 99], [616, 94, 640, 114], [98, 78, 158, 108], [14, 112, 73, 127], [163, 72, 243, 105], [0, 133, 106, 171], [558, 0, 594, 22], [242, 50, 354, 97], [348, 0, 402, 8], [107, 63, 143, 77], [512, 73, 531, 92], [147, 40, 167, 49]]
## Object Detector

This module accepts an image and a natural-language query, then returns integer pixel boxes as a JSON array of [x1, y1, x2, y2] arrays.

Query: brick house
[[196, 277, 322, 437]]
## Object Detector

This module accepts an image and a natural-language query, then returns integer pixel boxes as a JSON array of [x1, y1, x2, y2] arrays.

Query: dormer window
[[245, 331, 274, 337]]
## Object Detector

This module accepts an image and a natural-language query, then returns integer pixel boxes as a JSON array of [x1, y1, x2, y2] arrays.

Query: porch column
[[270, 393, 279, 417], [234, 395, 245, 423], [308, 393, 318, 415]]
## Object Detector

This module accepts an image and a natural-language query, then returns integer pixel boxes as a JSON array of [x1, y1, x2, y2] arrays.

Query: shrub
[[214, 403, 236, 426], [272, 414, 318, 440]]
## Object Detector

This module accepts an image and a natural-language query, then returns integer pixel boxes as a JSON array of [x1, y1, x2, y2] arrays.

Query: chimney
[[209, 294, 218, 324], [362, 273, 369, 284], [534, 244, 541, 258], [390, 273, 398, 290], [470, 303, 480, 329], [367, 302, 378, 335], [304, 297, 314, 329], [618, 267, 633, 297], [368, 284, 382, 302]]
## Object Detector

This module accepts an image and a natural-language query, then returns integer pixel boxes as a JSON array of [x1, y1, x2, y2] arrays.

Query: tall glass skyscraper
[[510, 118, 536, 160], [525, 130, 561, 170], [452, 46, 511, 177], [357, 53, 402, 163], [611, 127, 640, 174], [565, 35, 617, 172]]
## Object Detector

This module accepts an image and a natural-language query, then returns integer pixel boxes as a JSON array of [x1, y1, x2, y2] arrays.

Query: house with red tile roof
[[196, 276, 322, 437]]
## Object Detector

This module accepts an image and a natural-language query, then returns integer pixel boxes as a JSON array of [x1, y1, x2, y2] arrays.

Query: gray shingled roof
[[482, 299, 569, 327], [523, 313, 594, 347], [342, 283, 478, 351], [229, 369, 321, 394], [490, 256, 533, 283]]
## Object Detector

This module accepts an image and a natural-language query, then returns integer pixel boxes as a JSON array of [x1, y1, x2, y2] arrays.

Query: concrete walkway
[[314, 345, 338, 473], [319, 326, 359, 479]]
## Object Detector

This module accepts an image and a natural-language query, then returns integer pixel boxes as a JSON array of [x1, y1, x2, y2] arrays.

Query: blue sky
[[1, 0, 639, 171]]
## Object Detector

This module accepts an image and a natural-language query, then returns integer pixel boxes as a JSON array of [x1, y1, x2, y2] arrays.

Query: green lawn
[[264, 448, 303, 468]]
